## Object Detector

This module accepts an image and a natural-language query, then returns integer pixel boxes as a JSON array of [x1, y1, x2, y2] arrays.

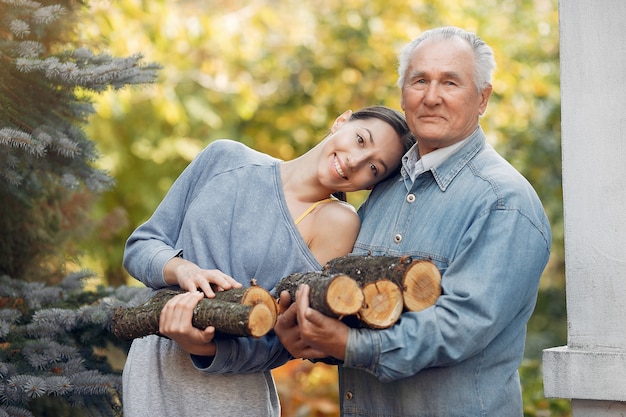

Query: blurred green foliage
[[75, 0, 566, 415]]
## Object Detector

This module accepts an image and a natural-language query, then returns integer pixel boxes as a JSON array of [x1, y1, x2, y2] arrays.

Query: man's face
[[400, 37, 492, 155]]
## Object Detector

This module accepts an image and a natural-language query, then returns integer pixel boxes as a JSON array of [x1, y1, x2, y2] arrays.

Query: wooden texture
[[358, 279, 404, 329], [213, 280, 279, 323], [325, 255, 441, 312], [111, 256, 443, 340], [274, 272, 364, 317], [110, 289, 275, 340], [401, 259, 442, 311]]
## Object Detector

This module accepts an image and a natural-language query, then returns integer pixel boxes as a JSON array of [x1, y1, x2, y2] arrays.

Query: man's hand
[[274, 286, 349, 361], [274, 290, 327, 359], [159, 291, 217, 356], [295, 284, 349, 361]]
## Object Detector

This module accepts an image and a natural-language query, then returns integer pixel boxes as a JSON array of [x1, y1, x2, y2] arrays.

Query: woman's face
[[320, 117, 406, 192]]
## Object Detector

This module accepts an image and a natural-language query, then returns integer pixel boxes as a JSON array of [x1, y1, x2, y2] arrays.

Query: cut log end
[[213, 284, 279, 324], [326, 274, 364, 316], [240, 285, 280, 318], [403, 260, 442, 312], [358, 280, 404, 329], [247, 303, 275, 338]]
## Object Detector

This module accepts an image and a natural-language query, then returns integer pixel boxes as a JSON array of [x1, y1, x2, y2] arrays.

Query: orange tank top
[[294, 197, 337, 225]]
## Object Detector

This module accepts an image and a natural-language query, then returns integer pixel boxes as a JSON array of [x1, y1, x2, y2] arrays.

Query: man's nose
[[423, 83, 441, 105]]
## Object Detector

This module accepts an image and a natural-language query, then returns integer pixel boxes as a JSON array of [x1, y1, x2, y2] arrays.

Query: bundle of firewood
[[110, 255, 441, 341]]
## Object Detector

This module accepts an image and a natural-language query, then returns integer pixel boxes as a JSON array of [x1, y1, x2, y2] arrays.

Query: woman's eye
[[357, 134, 364, 144], [370, 163, 378, 176]]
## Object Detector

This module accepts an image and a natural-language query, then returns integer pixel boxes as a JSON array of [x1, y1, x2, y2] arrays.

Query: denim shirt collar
[[401, 126, 486, 192]]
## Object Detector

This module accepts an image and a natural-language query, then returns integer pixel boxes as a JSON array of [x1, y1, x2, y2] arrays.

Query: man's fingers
[[295, 284, 311, 315], [275, 302, 298, 331], [277, 290, 293, 315]]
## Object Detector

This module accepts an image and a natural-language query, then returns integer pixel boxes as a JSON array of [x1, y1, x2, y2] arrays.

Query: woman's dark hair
[[332, 105, 415, 201], [349, 106, 415, 155]]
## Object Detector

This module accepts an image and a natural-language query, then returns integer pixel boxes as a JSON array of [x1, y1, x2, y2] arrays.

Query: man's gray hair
[[397, 26, 496, 92]]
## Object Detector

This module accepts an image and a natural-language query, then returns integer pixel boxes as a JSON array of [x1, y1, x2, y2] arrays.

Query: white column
[[542, 1, 626, 416]]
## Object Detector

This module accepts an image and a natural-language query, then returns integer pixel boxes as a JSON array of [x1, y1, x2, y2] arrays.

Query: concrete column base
[[543, 346, 626, 401], [570, 400, 626, 417]]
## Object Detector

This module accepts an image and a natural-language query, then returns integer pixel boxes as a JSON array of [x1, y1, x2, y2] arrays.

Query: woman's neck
[[280, 153, 332, 203]]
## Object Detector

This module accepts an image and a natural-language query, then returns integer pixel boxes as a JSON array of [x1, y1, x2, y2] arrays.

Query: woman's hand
[[164, 256, 242, 297], [159, 291, 217, 356]]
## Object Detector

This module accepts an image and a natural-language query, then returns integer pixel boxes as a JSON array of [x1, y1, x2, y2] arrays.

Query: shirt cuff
[[343, 327, 381, 373], [190, 339, 233, 372], [148, 248, 183, 288]]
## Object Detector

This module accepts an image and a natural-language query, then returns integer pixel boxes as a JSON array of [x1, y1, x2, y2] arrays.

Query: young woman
[[121, 106, 414, 417]]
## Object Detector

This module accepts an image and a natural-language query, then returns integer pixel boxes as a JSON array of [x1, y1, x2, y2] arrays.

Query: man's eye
[[412, 79, 427, 89]]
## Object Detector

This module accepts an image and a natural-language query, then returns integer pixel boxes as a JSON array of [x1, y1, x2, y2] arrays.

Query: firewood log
[[400, 259, 442, 311], [358, 279, 404, 329], [212, 279, 279, 324], [275, 270, 403, 329], [324, 255, 442, 312], [111, 256, 442, 340], [274, 272, 364, 317], [110, 289, 275, 340]]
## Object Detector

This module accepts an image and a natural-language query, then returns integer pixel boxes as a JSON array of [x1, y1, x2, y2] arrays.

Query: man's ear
[[330, 110, 353, 133], [478, 84, 492, 115]]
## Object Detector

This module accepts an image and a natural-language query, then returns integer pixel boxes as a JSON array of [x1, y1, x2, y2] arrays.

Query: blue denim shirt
[[340, 127, 551, 417]]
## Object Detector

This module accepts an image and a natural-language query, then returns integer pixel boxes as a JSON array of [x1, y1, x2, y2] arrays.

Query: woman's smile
[[334, 155, 348, 179]]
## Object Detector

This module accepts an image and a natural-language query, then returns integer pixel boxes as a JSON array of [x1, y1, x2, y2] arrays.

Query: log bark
[[111, 256, 441, 339], [323, 256, 406, 328], [325, 255, 442, 312], [274, 272, 364, 317], [324, 254, 415, 282], [212, 279, 279, 323], [110, 289, 275, 340]]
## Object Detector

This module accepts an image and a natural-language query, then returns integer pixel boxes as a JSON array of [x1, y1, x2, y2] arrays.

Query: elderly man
[[275, 26, 551, 417]]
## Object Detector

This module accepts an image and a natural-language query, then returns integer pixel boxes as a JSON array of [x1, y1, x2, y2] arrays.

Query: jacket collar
[[401, 127, 486, 192]]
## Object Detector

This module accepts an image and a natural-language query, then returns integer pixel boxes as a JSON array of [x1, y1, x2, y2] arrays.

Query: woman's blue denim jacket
[[341, 127, 552, 417]]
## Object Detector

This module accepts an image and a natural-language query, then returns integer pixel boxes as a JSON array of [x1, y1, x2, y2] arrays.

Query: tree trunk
[[110, 289, 275, 340], [324, 255, 441, 312], [274, 272, 364, 317]]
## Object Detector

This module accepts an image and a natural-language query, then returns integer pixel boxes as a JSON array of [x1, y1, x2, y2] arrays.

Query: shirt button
[[345, 391, 353, 400], [394, 234, 402, 243], [406, 193, 416, 203]]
